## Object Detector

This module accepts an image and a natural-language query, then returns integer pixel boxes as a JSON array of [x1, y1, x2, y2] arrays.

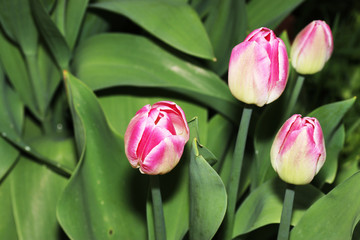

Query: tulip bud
[[228, 27, 289, 107], [124, 101, 189, 175], [270, 114, 326, 185], [290, 20, 333, 75]]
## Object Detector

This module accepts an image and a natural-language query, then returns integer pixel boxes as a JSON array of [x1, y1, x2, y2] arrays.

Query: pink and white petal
[[139, 126, 173, 161], [276, 130, 319, 184], [291, 21, 316, 64], [228, 41, 271, 106], [153, 101, 189, 139], [267, 39, 289, 104], [124, 105, 151, 166], [141, 135, 186, 175]]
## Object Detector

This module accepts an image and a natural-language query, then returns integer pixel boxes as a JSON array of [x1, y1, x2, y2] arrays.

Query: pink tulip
[[270, 114, 326, 185], [228, 27, 289, 107], [291, 20, 333, 74], [124, 101, 189, 175]]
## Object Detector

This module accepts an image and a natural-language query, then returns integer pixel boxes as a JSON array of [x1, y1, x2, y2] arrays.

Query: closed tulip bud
[[124, 101, 189, 175], [228, 27, 289, 107], [291, 20, 333, 75], [270, 114, 326, 185]]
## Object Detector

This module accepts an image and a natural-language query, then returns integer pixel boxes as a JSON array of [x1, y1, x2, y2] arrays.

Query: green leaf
[[10, 137, 76, 240], [30, 0, 71, 69], [246, 0, 304, 30], [189, 138, 227, 240], [0, 0, 38, 55], [290, 172, 360, 240], [64, 0, 89, 50], [0, 177, 18, 240], [204, 0, 247, 75], [308, 97, 356, 141], [315, 124, 345, 185], [0, 67, 23, 180], [73, 33, 240, 122], [91, 0, 215, 60], [206, 114, 233, 171], [57, 72, 148, 239], [0, 31, 39, 117], [233, 178, 324, 238]]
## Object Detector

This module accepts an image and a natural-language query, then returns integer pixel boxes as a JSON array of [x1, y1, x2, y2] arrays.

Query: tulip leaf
[[206, 114, 234, 171], [0, 177, 18, 240], [64, 0, 89, 50], [73, 33, 240, 122], [57, 72, 148, 239], [91, 0, 215, 60], [290, 171, 360, 240], [0, 66, 23, 181], [0, 0, 38, 55], [189, 138, 227, 240], [10, 137, 76, 240], [30, 0, 71, 69], [246, 0, 304, 30], [204, 0, 247, 75], [0, 31, 39, 117], [315, 124, 345, 185], [232, 178, 324, 238], [308, 97, 356, 141]]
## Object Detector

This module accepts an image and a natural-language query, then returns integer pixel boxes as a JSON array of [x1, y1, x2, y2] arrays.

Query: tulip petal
[[228, 41, 271, 106], [153, 101, 189, 140], [124, 104, 151, 167], [141, 135, 186, 175]]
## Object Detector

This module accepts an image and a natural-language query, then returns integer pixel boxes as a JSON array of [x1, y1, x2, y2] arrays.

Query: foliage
[[0, 0, 359, 239]]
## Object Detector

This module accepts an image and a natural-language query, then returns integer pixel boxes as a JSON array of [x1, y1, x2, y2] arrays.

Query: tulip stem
[[284, 75, 305, 118], [223, 106, 253, 240], [277, 184, 295, 240], [150, 175, 167, 240]]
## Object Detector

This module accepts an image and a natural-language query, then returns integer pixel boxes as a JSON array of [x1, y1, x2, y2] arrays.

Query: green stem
[[223, 106, 253, 240], [277, 185, 295, 240], [284, 75, 305, 119], [150, 175, 167, 240]]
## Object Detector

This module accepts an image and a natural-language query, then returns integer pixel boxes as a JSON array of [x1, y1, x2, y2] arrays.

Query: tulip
[[270, 114, 326, 185], [124, 101, 189, 175], [291, 20, 333, 75], [228, 27, 289, 107]]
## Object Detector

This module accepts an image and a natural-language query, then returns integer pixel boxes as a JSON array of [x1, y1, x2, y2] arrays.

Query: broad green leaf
[[0, 67, 23, 180], [64, 0, 89, 49], [191, 0, 217, 18], [10, 137, 76, 240], [0, 0, 38, 55], [308, 97, 356, 141], [0, 177, 18, 240], [189, 139, 227, 240], [73, 33, 240, 122], [204, 0, 247, 75], [290, 172, 360, 240], [0, 31, 39, 117], [91, 1, 215, 60], [30, 0, 71, 69], [315, 124, 345, 185], [77, 11, 110, 45], [246, 0, 304, 30], [206, 114, 233, 171], [57, 72, 147, 239], [233, 178, 324, 238]]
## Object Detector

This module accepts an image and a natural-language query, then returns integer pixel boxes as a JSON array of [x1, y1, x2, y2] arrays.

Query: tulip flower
[[270, 114, 326, 185], [228, 27, 289, 107], [124, 101, 189, 175], [291, 20, 333, 75]]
